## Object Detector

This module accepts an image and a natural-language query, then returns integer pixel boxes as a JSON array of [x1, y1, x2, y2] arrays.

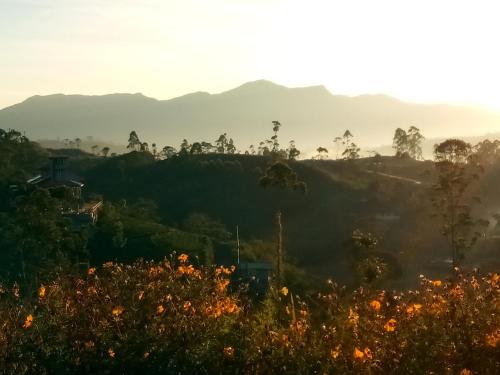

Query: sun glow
[[1, 0, 500, 112]]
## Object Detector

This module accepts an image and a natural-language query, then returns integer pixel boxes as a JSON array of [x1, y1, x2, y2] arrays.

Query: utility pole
[[236, 225, 240, 265]]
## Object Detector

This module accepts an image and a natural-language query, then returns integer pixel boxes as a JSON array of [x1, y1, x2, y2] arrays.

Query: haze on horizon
[[1, 0, 500, 118]]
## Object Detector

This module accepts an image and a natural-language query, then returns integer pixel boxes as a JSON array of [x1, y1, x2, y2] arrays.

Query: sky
[[1, 0, 500, 111]]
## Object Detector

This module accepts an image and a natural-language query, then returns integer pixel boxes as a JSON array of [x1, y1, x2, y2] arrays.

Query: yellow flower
[[178, 253, 189, 263], [88, 267, 96, 276], [363, 347, 373, 360], [38, 285, 46, 298], [112, 306, 124, 317], [223, 346, 234, 358], [157, 304, 165, 314], [330, 345, 341, 359], [108, 348, 115, 358], [22, 314, 33, 329], [353, 347, 364, 360], [432, 280, 442, 287], [280, 287, 288, 296], [348, 308, 359, 326], [384, 318, 397, 332], [369, 300, 381, 311]]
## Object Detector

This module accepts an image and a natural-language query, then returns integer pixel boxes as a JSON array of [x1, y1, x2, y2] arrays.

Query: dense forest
[[0, 125, 499, 373]]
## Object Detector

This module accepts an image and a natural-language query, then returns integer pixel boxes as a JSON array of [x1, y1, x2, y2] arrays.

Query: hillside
[[1, 80, 500, 154], [69, 152, 468, 286]]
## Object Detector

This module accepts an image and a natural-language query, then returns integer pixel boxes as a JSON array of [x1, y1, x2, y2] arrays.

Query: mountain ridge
[[1, 80, 499, 152]]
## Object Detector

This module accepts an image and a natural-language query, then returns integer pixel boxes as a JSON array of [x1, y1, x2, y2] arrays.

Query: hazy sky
[[1, 0, 500, 110]]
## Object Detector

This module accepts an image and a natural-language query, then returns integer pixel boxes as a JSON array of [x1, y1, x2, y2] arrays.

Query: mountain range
[[1, 80, 500, 154]]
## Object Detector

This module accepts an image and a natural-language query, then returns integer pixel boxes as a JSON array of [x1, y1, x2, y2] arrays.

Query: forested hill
[[70, 151, 454, 284], [2, 80, 500, 153]]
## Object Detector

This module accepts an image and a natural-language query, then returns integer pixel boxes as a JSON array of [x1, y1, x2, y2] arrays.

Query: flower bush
[[0, 256, 498, 374]]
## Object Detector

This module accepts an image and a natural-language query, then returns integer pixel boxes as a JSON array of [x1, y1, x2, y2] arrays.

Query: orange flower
[[178, 253, 189, 263], [353, 347, 364, 360], [432, 280, 442, 287], [491, 273, 499, 286], [138, 291, 144, 300], [223, 346, 234, 358], [22, 314, 33, 329], [84, 341, 95, 349], [38, 285, 46, 298], [216, 279, 230, 293], [406, 303, 422, 316], [108, 348, 115, 358], [460, 369, 473, 375], [485, 330, 500, 347], [280, 287, 289, 296], [88, 267, 96, 276], [112, 306, 124, 317], [183, 301, 192, 312], [370, 300, 381, 311], [384, 318, 397, 332], [157, 304, 165, 314], [330, 345, 341, 359]]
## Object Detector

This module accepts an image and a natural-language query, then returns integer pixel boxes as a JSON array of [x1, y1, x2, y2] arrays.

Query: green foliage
[[0, 189, 88, 288]]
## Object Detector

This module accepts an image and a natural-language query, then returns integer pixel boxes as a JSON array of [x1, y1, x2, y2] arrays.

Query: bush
[[0, 258, 498, 374]]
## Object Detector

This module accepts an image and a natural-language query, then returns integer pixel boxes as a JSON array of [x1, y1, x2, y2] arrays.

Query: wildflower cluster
[[0, 262, 498, 374]]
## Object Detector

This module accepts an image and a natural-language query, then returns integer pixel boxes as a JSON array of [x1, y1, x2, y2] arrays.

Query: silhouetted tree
[[407, 126, 424, 160], [215, 133, 228, 153], [260, 161, 306, 288], [127, 131, 141, 151], [432, 139, 486, 267], [392, 128, 408, 157], [91, 145, 99, 155], [101, 147, 110, 157], [341, 130, 360, 160], [190, 142, 203, 154], [287, 140, 300, 160], [315, 147, 328, 160], [161, 146, 177, 159], [74, 138, 82, 149]]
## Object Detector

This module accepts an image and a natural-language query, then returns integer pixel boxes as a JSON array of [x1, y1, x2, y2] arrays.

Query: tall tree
[[74, 138, 82, 149], [271, 121, 281, 154], [432, 139, 486, 267], [407, 126, 424, 160], [315, 146, 329, 160], [227, 138, 236, 154], [160, 146, 177, 159], [101, 146, 110, 157], [260, 161, 306, 288], [392, 128, 408, 157], [287, 140, 300, 160], [215, 133, 228, 154], [341, 130, 360, 160], [127, 131, 141, 151]]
